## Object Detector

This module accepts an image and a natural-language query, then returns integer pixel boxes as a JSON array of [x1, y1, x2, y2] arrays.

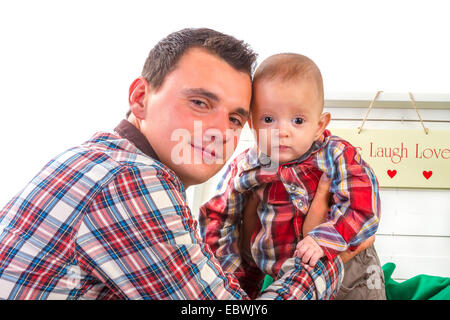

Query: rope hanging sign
[[357, 91, 429, 135], [331, 92, 449, 189]]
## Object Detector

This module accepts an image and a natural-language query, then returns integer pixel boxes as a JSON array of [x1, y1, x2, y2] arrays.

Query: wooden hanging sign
[[330, 128, 450, 189]]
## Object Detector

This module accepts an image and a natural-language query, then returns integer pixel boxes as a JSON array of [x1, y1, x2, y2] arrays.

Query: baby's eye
[[263, 116, 273, 123], [293, 117, 304, 125]]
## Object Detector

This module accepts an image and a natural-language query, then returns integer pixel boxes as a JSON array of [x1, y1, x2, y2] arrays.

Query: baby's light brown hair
[[252, 53, 324, 111]]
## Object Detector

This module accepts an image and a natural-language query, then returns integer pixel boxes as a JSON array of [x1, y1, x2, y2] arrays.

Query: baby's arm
[[307, 145, 381, 261], [240, 192, 260, 260], [295, 174, 330, 266], [199, 160, 245, 265], [302, 174, 331, 236], [199, 158, 264, 298], [296, 173, 376, 266], [296, 231, 375, 267], [237, 191, 266, 298]]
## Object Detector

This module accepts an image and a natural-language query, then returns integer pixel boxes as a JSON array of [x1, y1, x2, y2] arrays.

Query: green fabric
[[383, 262, 450, 300], [260, 262, 450, 300], [262, 274, 274, 292]]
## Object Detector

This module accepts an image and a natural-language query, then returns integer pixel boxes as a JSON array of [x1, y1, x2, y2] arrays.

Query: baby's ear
[[315, 112, 331, 140]]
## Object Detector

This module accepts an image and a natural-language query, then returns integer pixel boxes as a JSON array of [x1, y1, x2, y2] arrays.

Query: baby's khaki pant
[[335, 244, 386, 300]]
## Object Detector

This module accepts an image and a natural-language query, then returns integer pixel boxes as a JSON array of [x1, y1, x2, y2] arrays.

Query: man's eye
[[191, 99, 208, 108], [230, 117, 243, 127], [264, 116, 273, 123], [293, 117, 304, 125]]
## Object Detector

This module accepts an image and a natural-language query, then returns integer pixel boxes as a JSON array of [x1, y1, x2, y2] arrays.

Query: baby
[[200, 53, 385, 300]]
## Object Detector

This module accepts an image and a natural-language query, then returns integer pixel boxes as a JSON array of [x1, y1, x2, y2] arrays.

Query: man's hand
[[303, 174, 332, 235], [294, 235, 325, 267], [339, 235, 376, 264], [303, 173, 376, 266]]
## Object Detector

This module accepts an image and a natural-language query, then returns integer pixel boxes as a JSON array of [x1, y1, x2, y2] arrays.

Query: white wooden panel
[[375, 235, 450, 280], [377, 189, 450, 237], [325, 92, 450, 109], [325, 107, 450, 122]]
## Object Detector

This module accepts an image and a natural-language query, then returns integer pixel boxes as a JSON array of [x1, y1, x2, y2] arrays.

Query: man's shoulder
[[80, 131, 154, 166], [50, 131, 179, 188]]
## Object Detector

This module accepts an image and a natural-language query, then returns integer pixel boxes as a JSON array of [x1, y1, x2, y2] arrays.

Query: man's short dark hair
[[126, 28, 257, 117]]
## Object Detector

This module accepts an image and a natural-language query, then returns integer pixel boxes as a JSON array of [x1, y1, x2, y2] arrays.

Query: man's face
[[140, 48, 252, 187]]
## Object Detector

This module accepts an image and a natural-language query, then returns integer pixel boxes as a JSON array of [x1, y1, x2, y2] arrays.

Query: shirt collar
[[114, 119, 160, 161]]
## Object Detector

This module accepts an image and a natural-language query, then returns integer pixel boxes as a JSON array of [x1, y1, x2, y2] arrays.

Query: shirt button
[[289, 185, 297, 192], [298, 200, 304, 207], [260, 154, 271, 165]]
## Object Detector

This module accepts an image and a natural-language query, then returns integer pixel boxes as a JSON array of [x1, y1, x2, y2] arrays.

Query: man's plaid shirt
[[0, 120, 343, 299], [200, 130, 380, 297]]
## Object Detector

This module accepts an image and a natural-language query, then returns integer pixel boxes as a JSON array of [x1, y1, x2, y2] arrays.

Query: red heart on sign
[[423, 171, 433, 180], [387, 170, 397, 178]]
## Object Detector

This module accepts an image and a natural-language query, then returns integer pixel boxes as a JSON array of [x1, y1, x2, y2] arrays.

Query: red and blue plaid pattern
[[200, 130, 379, 296], [0, 128, 342, 299]]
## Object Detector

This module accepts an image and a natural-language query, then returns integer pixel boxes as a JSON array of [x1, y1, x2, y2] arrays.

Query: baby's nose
[[277, 122, 291, 137]]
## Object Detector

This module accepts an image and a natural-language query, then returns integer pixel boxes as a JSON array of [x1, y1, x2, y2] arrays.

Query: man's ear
[[128, 77, 150, 120], [314, 112, 331, 140]]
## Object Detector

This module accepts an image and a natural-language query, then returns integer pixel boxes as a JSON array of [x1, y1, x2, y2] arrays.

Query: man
[[0, 28, 345, 299]]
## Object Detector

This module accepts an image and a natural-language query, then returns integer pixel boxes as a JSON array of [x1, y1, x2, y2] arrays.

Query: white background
[[1, 0, 449, 281]]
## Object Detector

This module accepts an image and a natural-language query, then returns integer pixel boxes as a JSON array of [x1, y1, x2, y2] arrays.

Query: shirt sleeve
[[260, 256, 344, 300], [76, 164, 343, 299], [76, 164, 248, 299], [308, 145, 381, 261]]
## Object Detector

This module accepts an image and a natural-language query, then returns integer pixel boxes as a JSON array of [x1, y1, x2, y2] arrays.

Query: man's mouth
[[190, 143, 217, 160]]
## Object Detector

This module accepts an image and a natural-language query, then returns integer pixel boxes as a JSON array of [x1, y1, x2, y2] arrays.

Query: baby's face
[[250, 78, 326, 164]]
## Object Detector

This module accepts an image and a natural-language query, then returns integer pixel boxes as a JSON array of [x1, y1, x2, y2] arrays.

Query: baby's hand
[[294, 235, 324, 267]]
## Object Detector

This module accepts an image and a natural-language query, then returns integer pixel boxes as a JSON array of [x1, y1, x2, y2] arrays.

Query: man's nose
[[205, 109, 234, 142]]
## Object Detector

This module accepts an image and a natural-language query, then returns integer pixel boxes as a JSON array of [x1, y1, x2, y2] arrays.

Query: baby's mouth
[[278, 145, 291, 151]]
